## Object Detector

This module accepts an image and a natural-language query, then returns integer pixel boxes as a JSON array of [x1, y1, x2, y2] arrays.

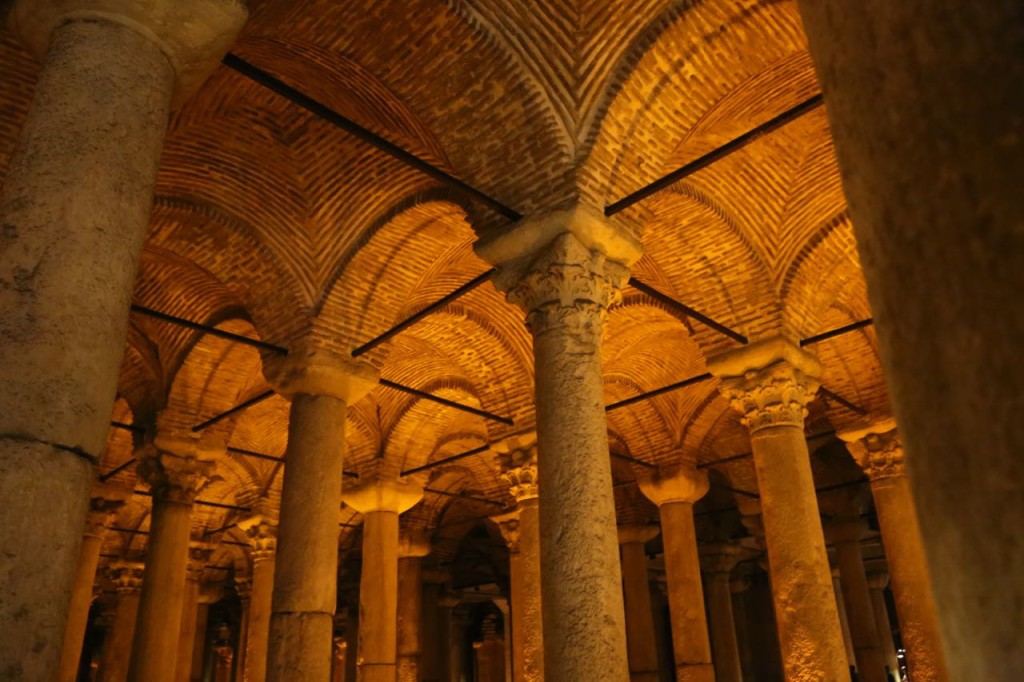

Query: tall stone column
[[829, 565, 857, 672], [493, 438, 544, 682], [176, 542, 214, 682], [235, 577, 252, 682], [343, 477, 424, 682], [826, 521, 886, 682], [130, 437, 220, 682], [865, 572, 900, 678], [709, 339, 847, 680], [617, 526, 660, 682], [264, 351, 378, 682], [794, 4, 1024, 679], [699, 544, 743, 682], [0, 3, 245, 677], [99, 562, 145, 682], [728, 577, 754, 681], [475, 207, 642, 682], [840, 423, 949, 682], [59, 486, 129, 682], [239, 509, 278, 682], [638, 466, 714, 682], [397, 530, 431, 682], [332, 640, 348, 682]]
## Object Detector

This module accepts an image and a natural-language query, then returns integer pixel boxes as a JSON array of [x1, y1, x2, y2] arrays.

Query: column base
[[676, 663, 715, 682]]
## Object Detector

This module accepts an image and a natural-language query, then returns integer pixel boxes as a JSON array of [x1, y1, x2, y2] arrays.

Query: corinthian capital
[[491, 508, 521, 553], [137, 435, 223, 504], [839, 418, 905, 481], [495, 433, 540, 502], [83, 483, 131, 537], [109, 561, 144, 595], [474, 206, 641, 345], [709, 338, 821, 433]]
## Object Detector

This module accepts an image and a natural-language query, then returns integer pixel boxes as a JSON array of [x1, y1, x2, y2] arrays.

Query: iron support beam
[[605, 93, 824, 215], [801, 318, 874, 346], [223, 54, 521, 221], [133, 490, 249, 512], [227, 445, 360, 479], [380, 378, 514, 426], [606, 373, 714, 412], [352, 269, 495, 357], [628, 278, 748, 344], [424, 487, 504, 507], [99, 458, 137, 483], [610, 451, 657, 469], [193, 389, 275, 432], [130, 304, 287, 355], [401, 443, 492, 477], [819, 386, 869, 416]]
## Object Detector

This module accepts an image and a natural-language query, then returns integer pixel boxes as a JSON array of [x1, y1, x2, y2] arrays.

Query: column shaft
[[176, 577, 202, 682], [358, 510, 400, 682], [101, 591, 141, 682], [0, 19, 173, 679], [248, 555, 277, 682], [58, 531, 105, 682], [871, 476, 948, 681], [620, 540, 659, 681], [833, 533, 886, 682], [660, 503, 713, 682], [192, 603, 210, 682], [268, 393, 347, 682], [129, 497, 194, 681], [867, 581, 899, 677], [397, 556, 423, 682], [705, 574, 742, 682], [516, 501, 543, 682], [831, 570, 857, 671]]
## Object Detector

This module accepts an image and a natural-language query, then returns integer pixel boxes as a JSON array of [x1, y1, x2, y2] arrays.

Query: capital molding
[[637, 464, 709, 507], [109, 561, 144, 595], [494, 433, 539, 502], [83, 483, 131, 537], [137, 434, 223, 504], [186, 540, 216, 580], [491, 508, 521, 553], [238, 513, 277, 563], [6, 0, 247, 108], [866, 570, 890, 591], [617, 524, 659, 545], [342, 475, 423, 515], [264, 345, 379, 404], [398, 529, 432, 558], [839, 418, 906, 481]]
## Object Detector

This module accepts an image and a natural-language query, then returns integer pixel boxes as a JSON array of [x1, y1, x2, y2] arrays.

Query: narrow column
[[475, 207, 642, 682], [728, 577, 754, 681], [332, 640, 348, 682], [0, 3, 245, 676], [709, 339, 847, 680], [192, 598, 212, 682], [830, 565, 857, 673], [840, 423, 950, 681], [493, 438, 544, 682], [699, 544, 743, 682], [99, 562, 145, 682], [343, 476, 424, 682], [638, 465, 714, 682], [794, 4, 1023, 678], [130, 438, 221, 682], [213, 625, 235, 682], [59, 486, 129, 682], [239, 508, 278, 682], [866, 572, 900, 678], [235, 577, 252, 682], [264, 352, 378, 682], [421, 575, 450, 682], [176, 542, 214, 682], [618, 526, 660, 682], [827, 521, 886, 682], [397, 530, 430, 682]]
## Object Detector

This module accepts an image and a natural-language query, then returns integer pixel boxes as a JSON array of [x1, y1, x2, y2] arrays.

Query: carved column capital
[[83, 484, 130, 537], [234, 575, 252, 602], [495, 434, 540, 502], [709, 338, 821, 433], [839, 419, 906, 481], [137, 435, 223, 504], [186, 541, 215, 581], [398, 529, 431, 558], [638, 464, 709, 506], [263, 343, 378, 404], [699, 542, 743, 579], [6, 0, 248, 107], [238, 507, 278, 564], [109, 561, 144, 595], [342, 475, 423, 515], [491, 508, 521, 554]]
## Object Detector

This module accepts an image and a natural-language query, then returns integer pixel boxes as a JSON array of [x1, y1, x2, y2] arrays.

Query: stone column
[[866, 572, 900, 678], [493, 438, 544, 682], [99, 562, 145, 682], [264, 351, 378, 682], [192, 599, 212, 682], [473, 617, 505, 682], [343, 477, 424, 682], [794, 4, 1023, 679], [235, 577, 252, 682], [728, 577, 754, 681], [709, 339, 847, 680], [239, 510, 278, 682], [617, 526, 660, 682], [59, 487, 129, 682], [213, 625, 235, 682], [397, 531, 431, 682], [421, 576, 450, 682], [475, 207, 642, 682], [130, 438, 220, 682], [0, 3, 245, 677], [830, 565, 857, 672], [826, 521, 886, 682], [841, 424, 949, 681], [332, 639, 348, 682], [638, 466, 714, 682], [176, 542, 214, 682], [699, 545, 743, 682]]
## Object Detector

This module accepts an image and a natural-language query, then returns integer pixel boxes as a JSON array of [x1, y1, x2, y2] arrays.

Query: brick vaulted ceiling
[[0, 0, 888, 574]]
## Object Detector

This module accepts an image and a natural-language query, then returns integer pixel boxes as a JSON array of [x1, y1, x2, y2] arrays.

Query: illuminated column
[[99, 562, 145, 682], [0, 3, 245, 676], [493, 438, 544, 682], [130, 437, 221, 682], [699, 544, 743, 682], [617, 525, 660, 682], [826, 520, 887, 682], [866, 572, 900, 677], [343, 477, 424, 682], [638, 466, 714, 682], [830, 565, 857, 671], [475, 207, 641, 682], [332, 640, 347, 682], [59, 486, 129, 682], [709, 339, 847, 680], [841, 423, 949, 682], [397, 530, 431, 682], [264, 350, 378, 682], [728, 576, 754, 680], [175, 541, 214, 682], [239, 508, 278, 682], [234, 577, 252, 682]]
